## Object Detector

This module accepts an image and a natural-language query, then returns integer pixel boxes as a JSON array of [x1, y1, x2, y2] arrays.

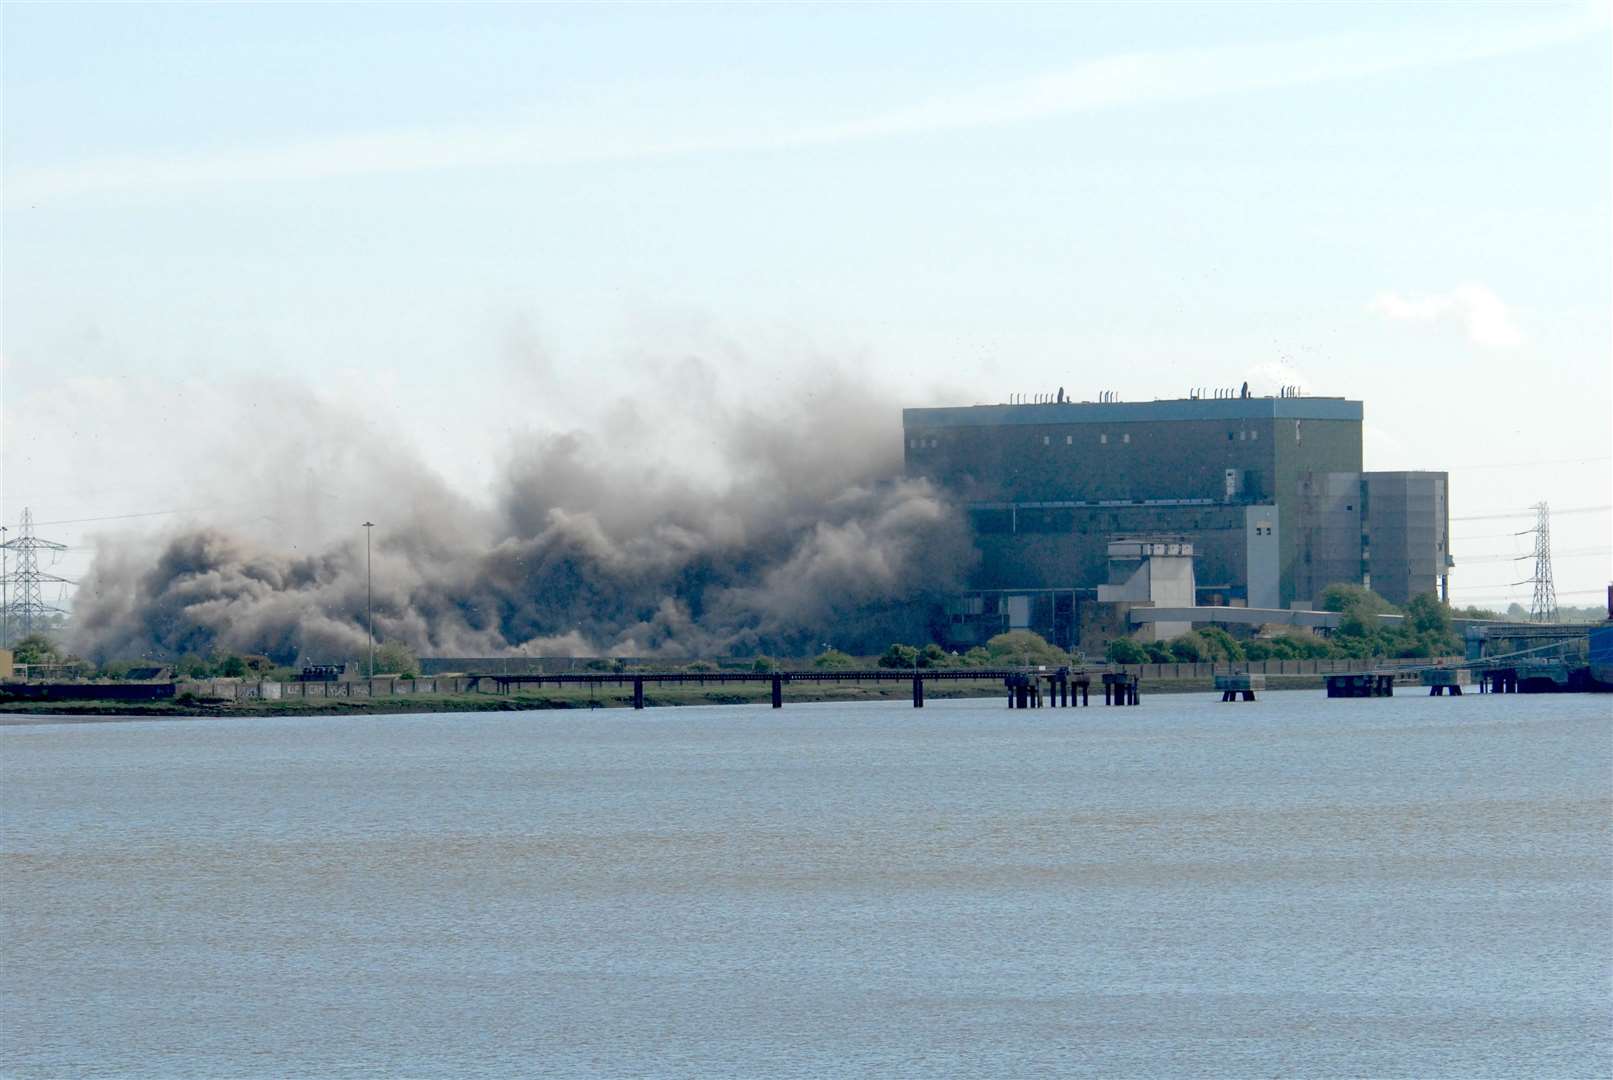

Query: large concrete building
[[903, 391, 1451, 648]]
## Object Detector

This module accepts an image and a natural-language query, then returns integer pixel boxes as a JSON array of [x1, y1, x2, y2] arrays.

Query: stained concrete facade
[[905, 394, 1449, 647], [905, 395, 1362, 611], [1363, 471, 1451, 605]]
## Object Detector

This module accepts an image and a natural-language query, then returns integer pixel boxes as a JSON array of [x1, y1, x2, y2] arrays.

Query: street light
[[362, 521, 375, 679]]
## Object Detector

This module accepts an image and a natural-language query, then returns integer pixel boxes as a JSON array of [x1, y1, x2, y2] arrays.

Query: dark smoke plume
[[68, 360, 977, 663]]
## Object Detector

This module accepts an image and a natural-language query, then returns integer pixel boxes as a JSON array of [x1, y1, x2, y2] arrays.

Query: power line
[[1456, 547, 1610, 565], [1451, 503, 1611, 523], [1409, 455, 1613, 472], [25, 504, 246, 527], [1453, 588, 1608, 602]]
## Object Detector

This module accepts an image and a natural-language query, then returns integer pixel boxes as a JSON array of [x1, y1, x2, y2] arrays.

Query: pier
[[1421, 669, 1469, 695], [1325, 673, 1397, 698], [1215, 673, 1264, 701], [472, 666, 1107, 710]]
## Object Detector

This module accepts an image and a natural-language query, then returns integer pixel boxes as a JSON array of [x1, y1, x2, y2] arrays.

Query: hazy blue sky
[[3, 2, 1609, 610]]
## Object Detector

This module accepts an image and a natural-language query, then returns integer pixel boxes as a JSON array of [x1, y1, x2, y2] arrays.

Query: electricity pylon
[[0, 508, 71, 643], [1525, 502, 1558, 623]]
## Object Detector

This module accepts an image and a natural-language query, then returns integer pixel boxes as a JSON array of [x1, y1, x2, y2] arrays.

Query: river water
[[2, 691, 1609, 1078]]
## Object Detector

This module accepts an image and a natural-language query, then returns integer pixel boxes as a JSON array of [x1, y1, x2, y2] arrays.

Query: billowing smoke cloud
[[67, 353, 978, 663]]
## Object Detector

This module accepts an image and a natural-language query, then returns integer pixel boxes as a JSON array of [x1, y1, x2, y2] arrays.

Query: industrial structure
[[903, 388, 1452, 649], [1523, 502, 1559, 623], [0, 508, 71, 647]]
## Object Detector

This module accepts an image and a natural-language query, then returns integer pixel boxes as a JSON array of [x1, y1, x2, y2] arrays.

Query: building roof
[[904, 396, 1362, 428]]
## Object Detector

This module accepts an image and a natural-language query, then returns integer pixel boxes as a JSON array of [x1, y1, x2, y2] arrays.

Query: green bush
[[372, 641, 419, 678], [878, 643, 920, 669], [812, 650, 856, 669], [752, 655, 776, 672], [11, 634, 62, 666], [1105, 638, 1147, 664], [1196, 626, 1245, 661], [99, 660, 137, 681], [1167, 632, 1209, 662], [1320, 584, 1398, 617], [175, 654, 211, 679], [983, 631, 1069, 668]]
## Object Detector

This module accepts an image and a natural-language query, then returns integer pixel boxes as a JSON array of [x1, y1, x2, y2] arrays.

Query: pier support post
[[633, 677, 645, 710], [912, 674, 924, 708], [771, 674, 783, 709]]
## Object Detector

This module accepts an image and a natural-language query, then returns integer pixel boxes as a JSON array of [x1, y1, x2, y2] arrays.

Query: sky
[[3, 1, 1610, 615]]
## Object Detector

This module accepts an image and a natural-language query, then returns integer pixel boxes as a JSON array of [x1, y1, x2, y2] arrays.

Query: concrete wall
[[1288, 471, 1365, 604], [1244, 506, 1280, 609], [1099, 551, 1196, 640], [180, 677, 484, 701], [1364, 471, 1450, 605], [2, 682, 177, 701], [907, 416, 1282, 504], [968, 503, 1249, 595], [905, 396, 1366, 610]]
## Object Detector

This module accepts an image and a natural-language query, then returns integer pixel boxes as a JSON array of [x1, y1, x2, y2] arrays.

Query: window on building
[[1065, 435, 1073, 445], [1099, 433, 1108, 444], [1042, 435, 1050, 446], [1228, 432, 1235, 441], [1250, 430, 1258, 440], [1122, 433, 1131, 444]]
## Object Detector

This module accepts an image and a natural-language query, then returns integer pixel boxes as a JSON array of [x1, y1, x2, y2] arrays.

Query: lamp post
[[362, 521, 375, 679], [1, 524, 8, 650]]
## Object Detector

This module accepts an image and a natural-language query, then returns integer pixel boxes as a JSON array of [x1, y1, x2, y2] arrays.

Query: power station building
[[903, 390, 1451, 648]]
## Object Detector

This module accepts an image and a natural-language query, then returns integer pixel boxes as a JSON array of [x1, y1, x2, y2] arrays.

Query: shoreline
[[0, 677, 1336, 724]]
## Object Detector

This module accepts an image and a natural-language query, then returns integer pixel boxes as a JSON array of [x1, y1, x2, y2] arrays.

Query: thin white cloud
[[1369, 284, 1525, 349], [789, 15, 1594, 146], [4, 13, 1599, 203]]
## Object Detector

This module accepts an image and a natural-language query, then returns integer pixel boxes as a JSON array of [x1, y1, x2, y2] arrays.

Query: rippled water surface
[[3, 691, 1610, 1078]]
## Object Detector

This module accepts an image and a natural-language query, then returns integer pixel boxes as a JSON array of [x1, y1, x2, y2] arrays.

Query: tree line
[[1105, 586, 1472, 664], [4, 634, 422, 681]]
